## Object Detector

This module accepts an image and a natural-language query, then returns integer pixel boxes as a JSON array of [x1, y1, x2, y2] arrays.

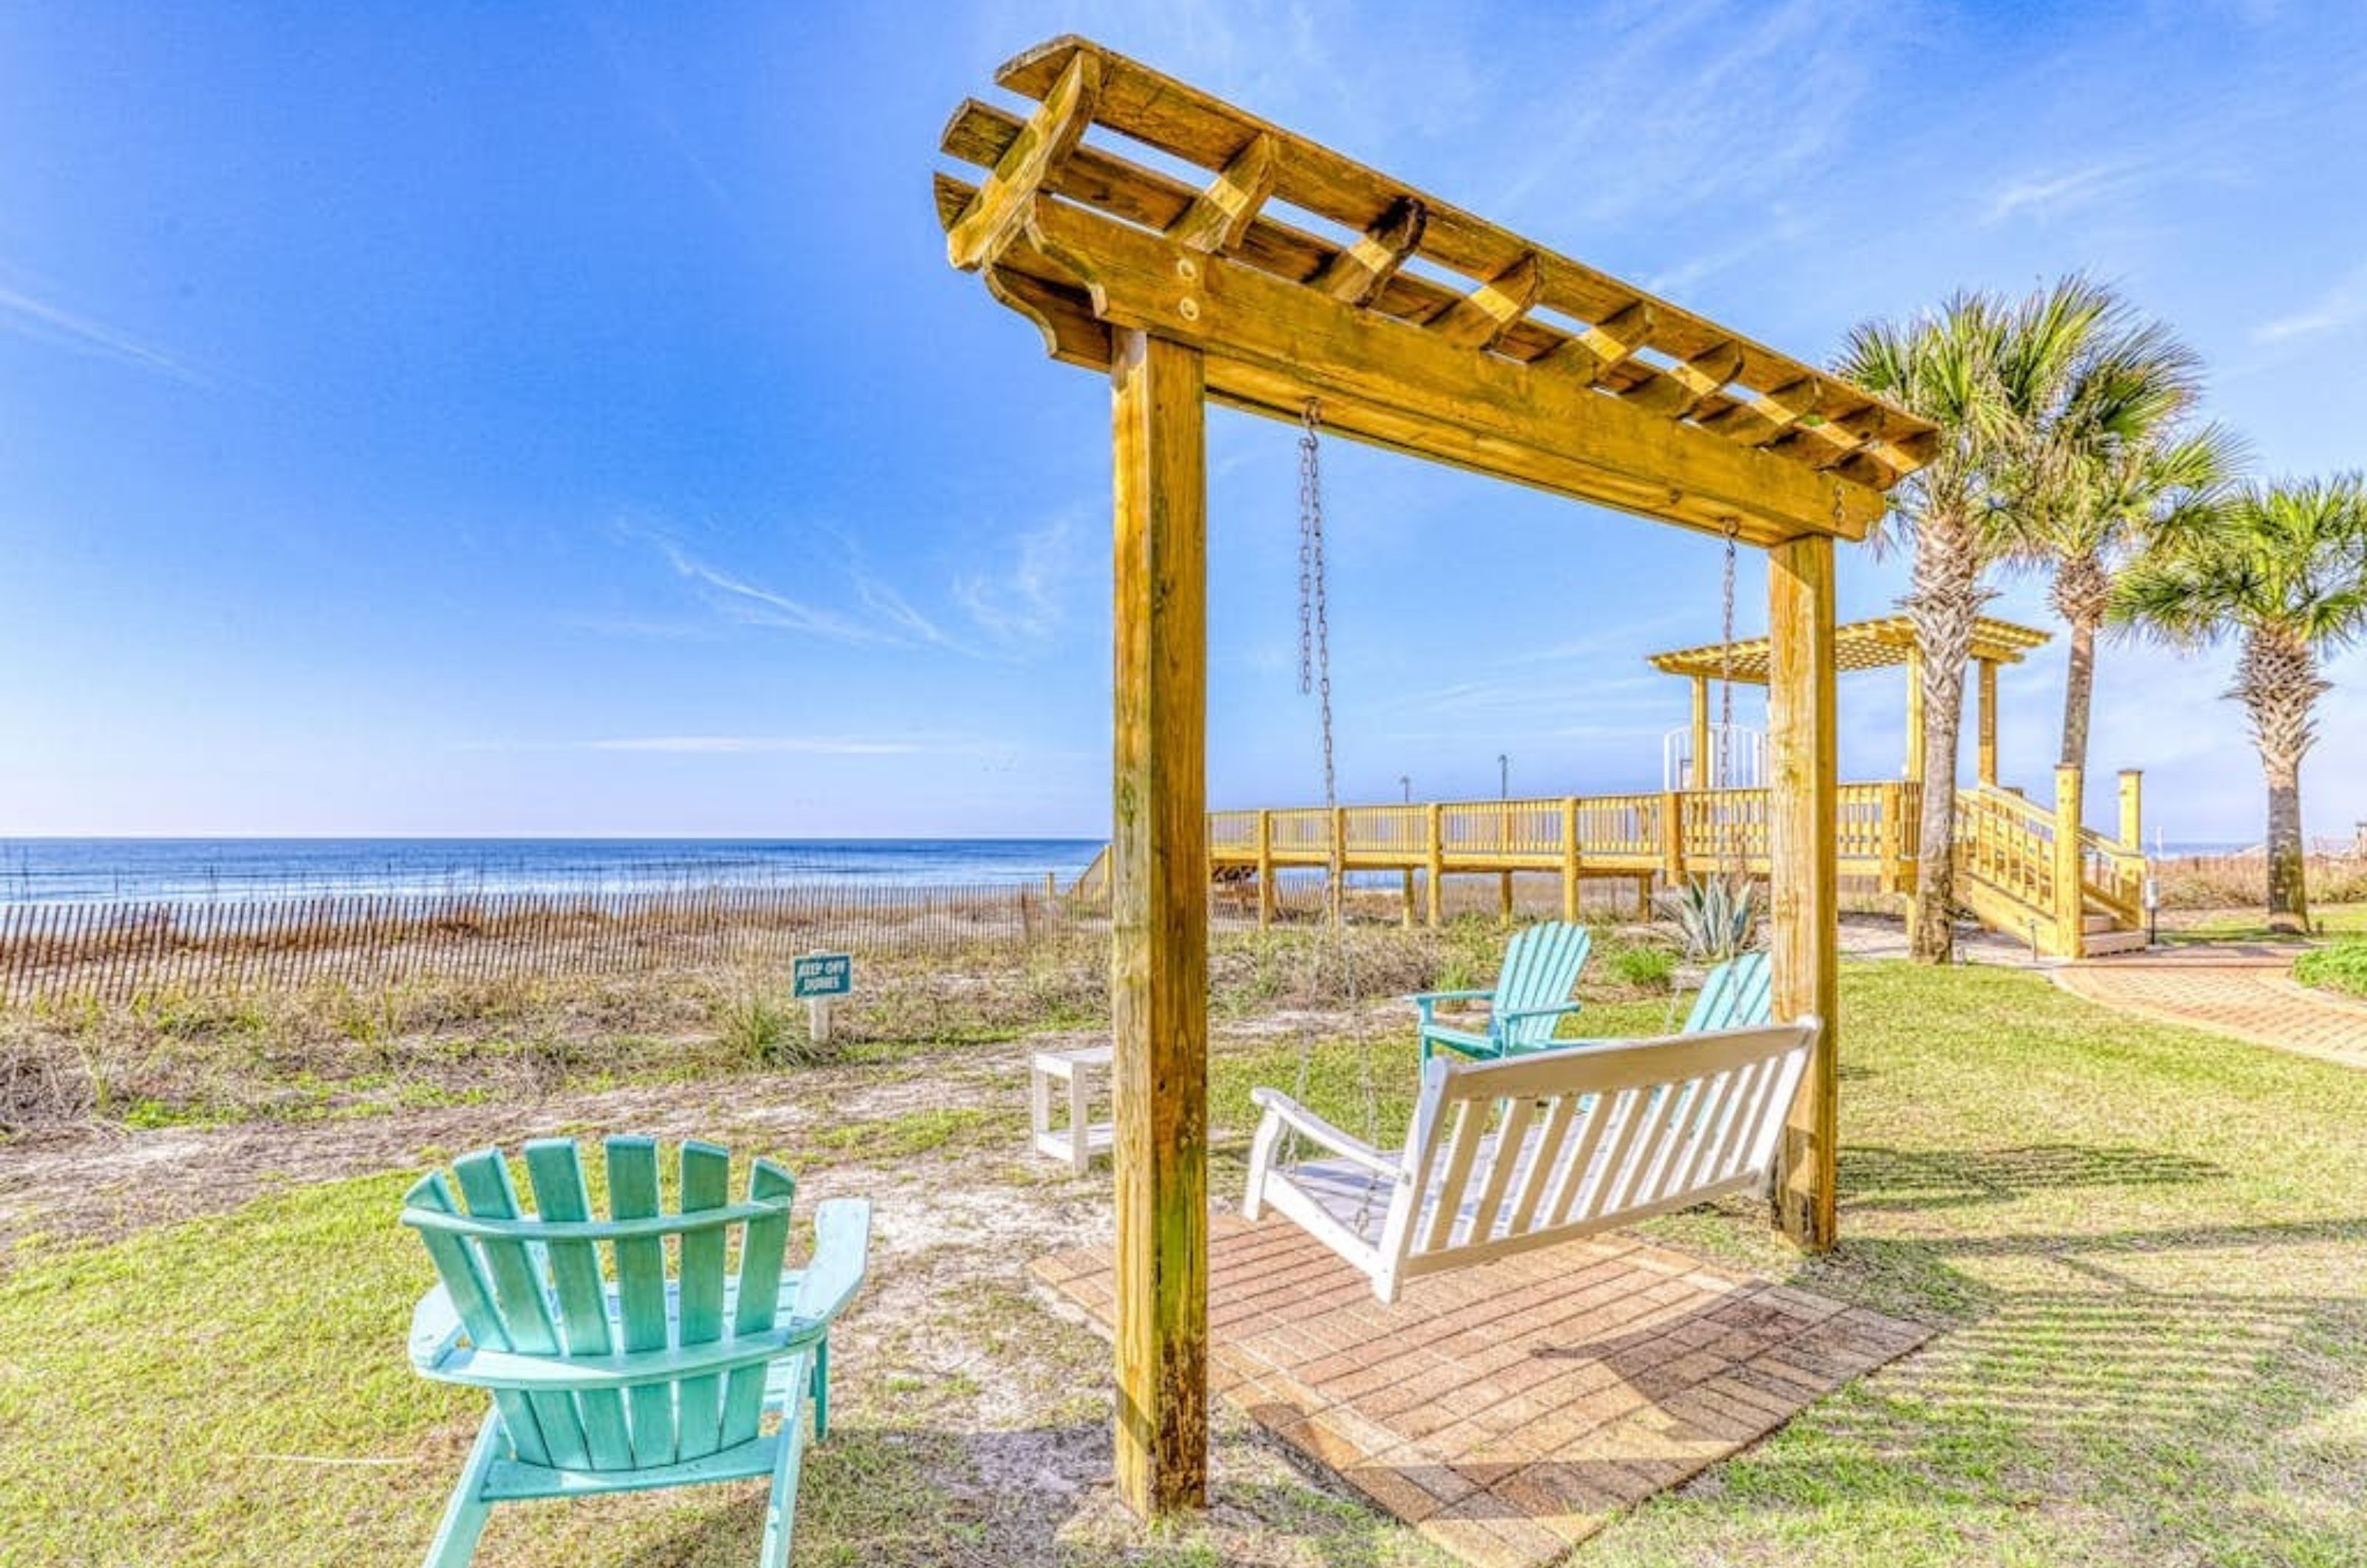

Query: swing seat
[[1411, 921, 1593, 1061], [1243, 1020, 1818, 1302]]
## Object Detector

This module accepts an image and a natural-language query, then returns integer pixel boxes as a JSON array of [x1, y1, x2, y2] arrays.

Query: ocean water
[[0, 838, 1107, 905]]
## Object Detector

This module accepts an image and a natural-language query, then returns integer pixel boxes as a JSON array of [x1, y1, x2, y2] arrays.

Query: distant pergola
[[1649, 615, 2051, 788], [935, 36, 1934, 1518]]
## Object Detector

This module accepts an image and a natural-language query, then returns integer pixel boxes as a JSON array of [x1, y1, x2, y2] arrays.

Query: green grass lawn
[[2167, 901, 2367, 942], [4, 961, 2365, 1566]]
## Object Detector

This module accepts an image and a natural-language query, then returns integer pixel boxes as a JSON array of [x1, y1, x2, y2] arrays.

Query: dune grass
[[1, 959, 2363, 1566]]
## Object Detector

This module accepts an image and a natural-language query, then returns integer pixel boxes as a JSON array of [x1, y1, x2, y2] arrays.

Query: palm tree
[[1840, 277, 2120, 962], [2112, 476, 2367, 931], [2004, 308, 2236, 773]]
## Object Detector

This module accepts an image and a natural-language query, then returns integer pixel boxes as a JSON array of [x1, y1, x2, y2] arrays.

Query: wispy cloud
[[1982, 160, 2152, 224], [2253, 262, 2367, 345], [649, 535, 973, 655], [0, 280, 211, 388], [953, 512, 1085, 646], [581, 734, 925, 755]]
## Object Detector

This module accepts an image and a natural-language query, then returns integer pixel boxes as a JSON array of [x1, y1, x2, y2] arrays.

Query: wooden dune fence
[[0, 883, 1073, 1007]]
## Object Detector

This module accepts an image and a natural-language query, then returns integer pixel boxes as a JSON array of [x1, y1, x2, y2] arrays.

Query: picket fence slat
[[0, 879, 1075, 1007]]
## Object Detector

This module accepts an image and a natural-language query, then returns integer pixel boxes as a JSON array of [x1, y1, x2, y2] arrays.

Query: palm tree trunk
[[2263, 754, 2308, 933], [2234, 628, 2325, 935], [2059, 616, 2097, 770], [2050, 552, 2110, 773], [1907, 516, 1982, 963]]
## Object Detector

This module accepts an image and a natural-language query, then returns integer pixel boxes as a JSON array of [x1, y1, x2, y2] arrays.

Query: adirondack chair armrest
[[407, 1283, 467, 1373], [786, 1197, 873, 1331], [1408, 988, 1493, 1026], [1493, 1001, 1587, 1027], [1247, 1087, 1400, 1180]]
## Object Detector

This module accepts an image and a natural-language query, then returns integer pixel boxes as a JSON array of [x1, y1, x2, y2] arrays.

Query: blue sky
[[1, 0, 2363, 842]]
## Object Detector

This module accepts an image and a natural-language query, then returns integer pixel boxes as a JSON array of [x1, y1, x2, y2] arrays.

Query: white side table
[[1029, 1043, 1114, 1172]]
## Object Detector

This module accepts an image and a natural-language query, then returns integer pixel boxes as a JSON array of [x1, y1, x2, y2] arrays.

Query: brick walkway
[[1034, 1216, 1927, 1568], [2053, 945, 2367, 1068]]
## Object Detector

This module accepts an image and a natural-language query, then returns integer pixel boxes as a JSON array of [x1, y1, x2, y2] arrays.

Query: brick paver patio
[[2054, 946, 2367, 1068], [1034, 1215, 1928, 1568]]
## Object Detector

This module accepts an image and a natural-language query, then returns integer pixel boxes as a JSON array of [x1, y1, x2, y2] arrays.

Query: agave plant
[[1655, 874, 1757, 964]]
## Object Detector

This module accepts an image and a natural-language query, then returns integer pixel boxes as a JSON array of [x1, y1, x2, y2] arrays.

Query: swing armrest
[[1248, 1087, 1400, 1180]]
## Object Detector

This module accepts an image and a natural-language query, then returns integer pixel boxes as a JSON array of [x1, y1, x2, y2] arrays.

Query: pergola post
[[1903, 644, 1926, 785], [1766, 533, 1839, 1251], [1689, 675, 1711, 788], [1107, 328, 1208, 1515], [1976, 658, 1999, 788]]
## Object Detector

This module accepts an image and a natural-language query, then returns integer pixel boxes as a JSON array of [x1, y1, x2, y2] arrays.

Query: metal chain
[[1297, 399, 1337, 811], [1289, 399, 1378, 1212], [1719, 518, 1743, 876]]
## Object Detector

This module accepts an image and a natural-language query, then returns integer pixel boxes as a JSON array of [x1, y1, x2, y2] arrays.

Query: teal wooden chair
[[401, 1137, 871, 1568], [1681, 950, 1774, 1033], [1411, 921, 1593, 1061]]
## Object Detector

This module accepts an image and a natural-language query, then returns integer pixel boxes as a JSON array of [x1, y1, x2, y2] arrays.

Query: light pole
[[1498, 754, 1510, 799], [1399, 774, 1411, 803], [1496, 754, 1513, 921]]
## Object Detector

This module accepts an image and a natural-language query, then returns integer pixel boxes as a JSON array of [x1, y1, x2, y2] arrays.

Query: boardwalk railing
[[0, 882, 1071, 1008]]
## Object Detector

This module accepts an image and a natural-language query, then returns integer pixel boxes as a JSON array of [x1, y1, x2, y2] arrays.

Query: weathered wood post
[[2054, 763, 2087, 961], [1108, 328, 1207, 1515], [1768, 533, 1839, 1252], [1560, 796, 1583, 922], [1424, 802, 1445, 927], [1976, 658, 1999, 788], [2118, 768, 2142, 850]]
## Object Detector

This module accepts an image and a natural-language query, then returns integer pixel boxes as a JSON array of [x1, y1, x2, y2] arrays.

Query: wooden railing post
[[1877, 780, 1905, 896], [1424, 803, 1445, 927], [2053, 763, 2086, 961], [1976, 658, 1999, 788], [2118, 769, 2143, 850], [1659, 789, 1686, 882], [1329, 805, 1348, 925], [1108, 329, 1206, 1516], [1255, 809, 1274, 930], [1560, 797, 1582, 922]]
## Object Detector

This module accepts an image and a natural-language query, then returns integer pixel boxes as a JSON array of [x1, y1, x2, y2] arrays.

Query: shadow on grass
[[1840, 1142, 2229, 1212]]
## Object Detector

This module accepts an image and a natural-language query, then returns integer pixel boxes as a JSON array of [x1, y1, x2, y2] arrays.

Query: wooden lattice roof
[[1647, 615, 2051, 684], [934, 36, 1936, 547]]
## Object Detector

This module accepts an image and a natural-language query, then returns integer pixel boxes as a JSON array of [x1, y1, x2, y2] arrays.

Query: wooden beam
[[1002, 196, 1885, 543], [1767, 532, 1838, 1253], [1621, 339, 1744, 419], [2053, 765, 2087, 962], [946, 52, 1101, 271], [1427, 251, 1542, 351], [989, 37, 1932, 473], [1166, 133, 1278, 254], [1108, 329, 1209, 1516], [1310, 196, 1426, 307], [1905, 645, 1927, 785]]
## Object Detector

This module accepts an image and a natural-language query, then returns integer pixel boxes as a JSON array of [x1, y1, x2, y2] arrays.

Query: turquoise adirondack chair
[[1412, 921, 1593, 1060], [1681, 950, 1774, 1033], [401, 1137, 871, 1568]]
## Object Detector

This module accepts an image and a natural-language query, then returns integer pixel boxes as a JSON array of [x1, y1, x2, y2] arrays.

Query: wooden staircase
[[1951, 780, 2148, 959]]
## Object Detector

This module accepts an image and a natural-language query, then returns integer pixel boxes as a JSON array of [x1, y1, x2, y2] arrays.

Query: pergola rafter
[[936, 37, 1936, 547], [933, 35, 1934, 1524]]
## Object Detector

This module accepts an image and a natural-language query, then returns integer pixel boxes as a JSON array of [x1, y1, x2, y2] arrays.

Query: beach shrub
[[1608, 943, 1676, 992], [2294, 941, 2367, 1000], [715, 992, 826, 1067]]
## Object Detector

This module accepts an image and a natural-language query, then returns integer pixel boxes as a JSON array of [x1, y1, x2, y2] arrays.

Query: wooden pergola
[[935, 36, 1934, 1518], [1649, 615, 2050, 787]]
